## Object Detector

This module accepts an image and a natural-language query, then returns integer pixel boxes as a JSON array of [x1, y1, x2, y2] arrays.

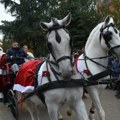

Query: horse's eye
[[47, 42, 52, 53]]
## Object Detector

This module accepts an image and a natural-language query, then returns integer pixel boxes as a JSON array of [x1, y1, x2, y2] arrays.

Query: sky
[[0, 3, 15, 39]]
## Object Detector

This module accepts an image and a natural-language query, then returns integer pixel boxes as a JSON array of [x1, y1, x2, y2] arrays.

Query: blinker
[[103, 31, 112, 41]]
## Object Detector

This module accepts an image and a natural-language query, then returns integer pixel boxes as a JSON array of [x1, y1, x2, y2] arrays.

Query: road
[[0, 89, 120, 120]]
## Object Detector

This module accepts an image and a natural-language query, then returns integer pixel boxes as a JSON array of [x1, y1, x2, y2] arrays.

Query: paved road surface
[[0, 89, 120, 120]]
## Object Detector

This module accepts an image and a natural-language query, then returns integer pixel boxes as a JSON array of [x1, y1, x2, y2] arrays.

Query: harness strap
[[37, 92, 46, 105], [56, 56, 72, 64], [46, 61, 52, 83], [34, 61, 44, 88], [83, 52, 93, 76], [87, 70, 111, 81], [81, 52, 112, 81], [18, 77, 117, 104], [84, 53, 112, 72], [78, 56, 109, 60], [48, 62, 60, 81], [17, 80, 85, 104]]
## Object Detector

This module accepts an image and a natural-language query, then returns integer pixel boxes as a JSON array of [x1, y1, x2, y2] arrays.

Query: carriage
[[0, 55, 112, 120], [1, 13, 120, 120]]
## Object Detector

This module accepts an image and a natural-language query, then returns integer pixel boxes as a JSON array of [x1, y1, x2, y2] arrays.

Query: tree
[[97, 0, 120, 28], [0, 0, 101, 56]]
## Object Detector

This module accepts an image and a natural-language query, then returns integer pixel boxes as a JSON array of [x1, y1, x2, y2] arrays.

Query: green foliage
[[0, 0, 101, 56], [97, 0, 120, 29]]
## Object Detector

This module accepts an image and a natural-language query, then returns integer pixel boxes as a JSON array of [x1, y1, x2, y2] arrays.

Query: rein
[[78, 52, 112, 81], [46, 60, 61, 81], [84, 52, 112, 71], [77, 55, 109, 60]]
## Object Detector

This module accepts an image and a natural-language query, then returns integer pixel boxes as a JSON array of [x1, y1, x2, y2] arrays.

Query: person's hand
[[10, 56, 14, 60]]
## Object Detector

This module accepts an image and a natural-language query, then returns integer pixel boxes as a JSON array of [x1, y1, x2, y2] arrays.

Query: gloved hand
[[10, 56, 14, 60]]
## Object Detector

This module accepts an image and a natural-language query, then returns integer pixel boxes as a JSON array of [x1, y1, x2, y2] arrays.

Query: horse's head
[[40, 13, 74, 80], [100, 16, 120, 57]]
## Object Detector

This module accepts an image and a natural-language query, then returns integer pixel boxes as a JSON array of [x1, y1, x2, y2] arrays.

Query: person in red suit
[[0, 47, 12, 105]]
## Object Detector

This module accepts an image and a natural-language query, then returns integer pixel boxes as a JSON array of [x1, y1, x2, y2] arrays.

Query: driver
[[6, 41, 27, 74]]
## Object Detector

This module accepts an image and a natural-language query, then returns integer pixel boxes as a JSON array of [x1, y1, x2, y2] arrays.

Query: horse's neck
[[85, 24, 108, 73], [86, 44, 107, 59]]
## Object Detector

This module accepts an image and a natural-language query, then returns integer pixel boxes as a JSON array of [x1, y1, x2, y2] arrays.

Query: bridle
[[47, 20, 73, 66], [100, 23, 120, 57], [83, 22, 120, 77]]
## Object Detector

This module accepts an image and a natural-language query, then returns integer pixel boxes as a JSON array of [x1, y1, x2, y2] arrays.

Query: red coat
[[0, 54, 11, 92]]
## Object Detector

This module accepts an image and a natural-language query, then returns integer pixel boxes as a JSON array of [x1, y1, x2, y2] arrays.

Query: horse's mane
[[85, 23, 103, 49]]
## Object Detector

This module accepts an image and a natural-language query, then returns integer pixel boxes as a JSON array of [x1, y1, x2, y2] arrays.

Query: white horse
[[13, 13, 89, 120], [77, 16, 120, 120]]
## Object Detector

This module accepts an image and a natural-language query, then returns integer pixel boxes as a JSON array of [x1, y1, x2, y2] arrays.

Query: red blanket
[[14, 60, 42, 87]]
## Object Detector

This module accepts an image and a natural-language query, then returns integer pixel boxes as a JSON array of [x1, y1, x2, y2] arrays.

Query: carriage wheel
[[7, 89, 19, 120]]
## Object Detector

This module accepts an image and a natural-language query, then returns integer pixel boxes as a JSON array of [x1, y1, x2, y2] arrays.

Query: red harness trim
[[75, 58, 79, 72], [83, 69, 90, 76], [18, 93, 24, 110], [42, 71, 50, 77]]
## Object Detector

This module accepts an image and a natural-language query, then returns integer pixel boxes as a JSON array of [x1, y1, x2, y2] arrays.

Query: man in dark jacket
[[6, 42, 27, 74], [112, 58, 120, 99], [1, 42, 27, 107]]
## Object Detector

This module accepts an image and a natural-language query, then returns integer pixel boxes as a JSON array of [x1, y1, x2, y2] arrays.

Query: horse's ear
[[61, 12, 71, 26], [40, 22, 49, 31], [104, 16, 111, 25], [104, 16, 115, 27]]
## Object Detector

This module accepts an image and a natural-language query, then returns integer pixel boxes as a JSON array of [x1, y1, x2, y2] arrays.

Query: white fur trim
[[77, 55, 85, 74], [13, 84, 34, 93], [0, 93, 3, 98]]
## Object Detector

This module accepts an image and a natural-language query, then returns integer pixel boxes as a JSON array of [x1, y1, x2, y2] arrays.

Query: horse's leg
[[24, 100, 38, 120], [88, 86, 105, 120], [89, 102, 96, 120], [46, 102, 59, 120], [16, 92, 38, 120], [36, 105, 41, 120], [58, 112, 63, 120], [73, 99, 89, 120], [67, 108, 72, 116]]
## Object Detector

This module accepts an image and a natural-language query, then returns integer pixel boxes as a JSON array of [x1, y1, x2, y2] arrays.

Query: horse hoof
[[89, 114, 95, 120], [58, 117, 63, 120], [67, 110, 72, 116]]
